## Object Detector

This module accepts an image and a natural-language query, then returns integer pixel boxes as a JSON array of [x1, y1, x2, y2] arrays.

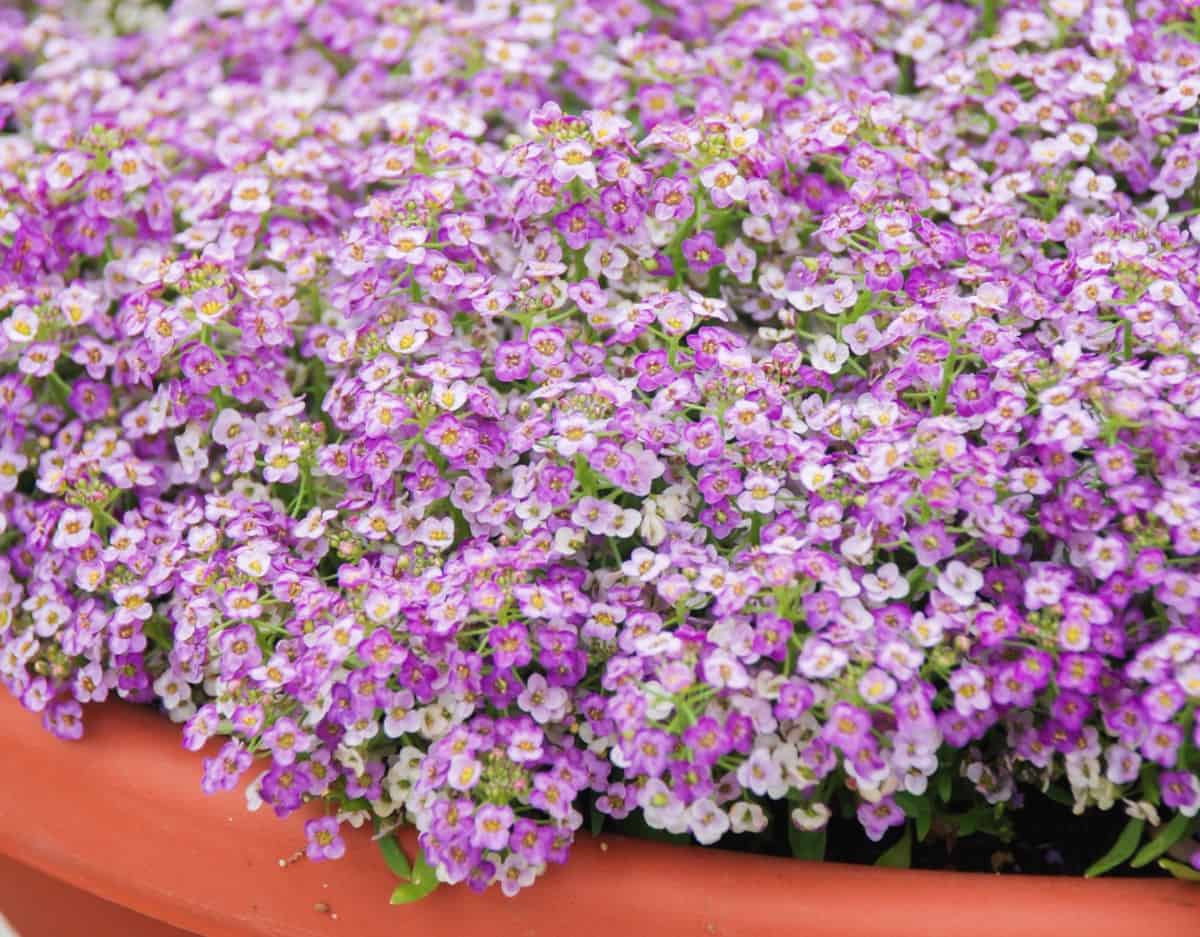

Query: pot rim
[[1, 697, 1197, 937]]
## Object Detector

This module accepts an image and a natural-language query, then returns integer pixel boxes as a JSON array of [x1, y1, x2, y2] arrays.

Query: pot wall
[[1, 697, 1198, 937], [0, 854, 196, 937]]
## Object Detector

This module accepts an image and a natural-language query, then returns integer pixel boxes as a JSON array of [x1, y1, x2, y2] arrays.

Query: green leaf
[[589, 806, 605, 837], [1084, 818, 1144, 878], [916, 811, 932, 842], [1158, 858, 1200, 882], [936, 770, 952, 804], [1132, 814, 1192, 869], [935, 806, 1001, 841], [849, 289, 874, 319], [876, 824, 912, 869], [411, 845, 440, 889], [787, 825, 826, 862], [956, 810, 980, 837], [895, 793, 933, 842], [1141, 765, 1161, 805], [377, 835, 412, 881], [389, 880, 439, 905], [389, 846, 440, 904]]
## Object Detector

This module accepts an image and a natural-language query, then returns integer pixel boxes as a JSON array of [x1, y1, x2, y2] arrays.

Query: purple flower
[[530, 774, 574, 821], [201, 741, 252, 795], [261, 717, 314, 765], [683, 717, 731, 767], [823, 702, 872, 755], [3, 0, 1200, 900], [493, 340, 530, 382], [305, 817, 346, 862], [44, 150, 91, 190], [554, 203, 601, 251], [681, 232, 725, 275], [1161, 773, 1200, 818], [265, 761, 316, 816], [699, 161, 747, 208], [857, 796, 905, 843], [43, 699, 84, 740], [651, 176, 694, 222], [472, 803, 516, 851], [1142, 723, 1184, 768], [908, 523, 954, 566], [216, 623, 262, 671]]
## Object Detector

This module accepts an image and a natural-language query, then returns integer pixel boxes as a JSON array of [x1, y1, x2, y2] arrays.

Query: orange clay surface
[[1, 696, 1198, 937]]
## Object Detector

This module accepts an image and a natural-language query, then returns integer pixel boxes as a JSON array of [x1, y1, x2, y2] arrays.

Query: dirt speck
[[990, 850, 1017, 874]]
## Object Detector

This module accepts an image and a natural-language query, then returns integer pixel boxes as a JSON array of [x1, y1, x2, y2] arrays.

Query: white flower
[[612, 507, 641, 538], [937, 560, 984, 607], [633, 632, 681, 659], [730, 802, 768, 834], [822, 277, 858, 315], [687, 799, 731, 845], [52, 508, 93, 551], [387, 320, 429, 355], [1050, 0, 1084, 18], [799, 462, 833, 492], [385, 226, 427, 264], [551, 525, 586, 556], [808, 40, 847, 71], [235, 542, 272, 578], [1063, 122, 1097, 158], [45, 151, 89, 190], [896, 24, 943, 62], [737, 471, 781, 513], [809, 335, 849, 374], [187, 523, 219, 554], [1124, 799, 1161, 826], [230, 175, 271, 213], [1029, 137, 1067, 167], [295, 508, 336, 540], [637, 498, 667, 545], [174, 424, 209, 481], [787, 285, 822, 310], [726, 125, 759, 154], [862, 563, 910, 604], [1069, 167, 1115, 202], [3, 305, 38, 344], [640, 779, 688, 833], [703, 649, 750, 690], [244, 774, 267, 812], [621, 547, 669, 582], [790, 802, 831, 832]]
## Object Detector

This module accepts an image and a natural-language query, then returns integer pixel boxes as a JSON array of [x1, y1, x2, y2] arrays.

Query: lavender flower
[[2, 0, 1199, 897]]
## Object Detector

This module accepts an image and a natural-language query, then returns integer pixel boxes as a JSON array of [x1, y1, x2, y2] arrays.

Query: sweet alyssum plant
[[2, 0, 1200, 900]]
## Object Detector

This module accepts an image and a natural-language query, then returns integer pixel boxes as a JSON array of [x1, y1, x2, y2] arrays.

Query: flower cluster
[[2, 0, 1200, 894]]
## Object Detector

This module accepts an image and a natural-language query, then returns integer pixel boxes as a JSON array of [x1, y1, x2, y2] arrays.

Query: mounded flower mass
[[2, 0, 1200, 895]]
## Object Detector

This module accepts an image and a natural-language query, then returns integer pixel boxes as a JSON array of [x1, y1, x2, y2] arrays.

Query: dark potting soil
[[600, 787, 1170, 878], [900, 791, 1160, 877]]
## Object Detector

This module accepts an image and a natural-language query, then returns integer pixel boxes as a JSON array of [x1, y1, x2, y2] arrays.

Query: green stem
[[980, 0, 998, 36]]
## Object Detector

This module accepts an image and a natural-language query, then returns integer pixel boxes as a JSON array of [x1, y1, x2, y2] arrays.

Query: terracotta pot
[[1, 696, 1197, 937], [0, 853, 196, 937]]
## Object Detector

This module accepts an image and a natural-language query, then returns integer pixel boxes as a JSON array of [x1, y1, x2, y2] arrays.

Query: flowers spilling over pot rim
[[2, 0, 1200, 902]]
